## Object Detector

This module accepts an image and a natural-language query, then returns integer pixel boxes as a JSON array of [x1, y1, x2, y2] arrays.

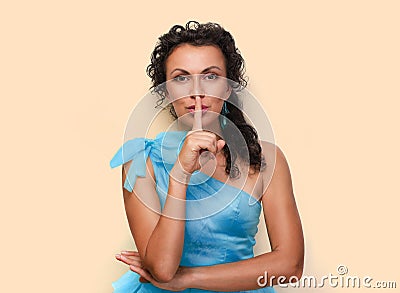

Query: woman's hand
[[175, 96, 225, 175], [115, 251, 192, 291], [115, 251, 149, 283]]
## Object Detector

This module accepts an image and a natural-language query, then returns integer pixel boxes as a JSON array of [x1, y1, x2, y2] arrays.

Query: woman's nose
[[190, 93, 205, 99], [190, 74, 205, 97]]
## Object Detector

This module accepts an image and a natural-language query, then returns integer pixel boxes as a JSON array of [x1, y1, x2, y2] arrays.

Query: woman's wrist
[[181, 266, 200, 289], [170, 163, 192, 185]]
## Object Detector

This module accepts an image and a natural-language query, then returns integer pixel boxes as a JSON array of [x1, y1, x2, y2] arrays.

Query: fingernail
[[115, 254, 120, 258]]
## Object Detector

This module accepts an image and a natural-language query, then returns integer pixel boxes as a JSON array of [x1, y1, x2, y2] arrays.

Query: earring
[[219, 101, 229, 129], [222, 101, 229, 115]]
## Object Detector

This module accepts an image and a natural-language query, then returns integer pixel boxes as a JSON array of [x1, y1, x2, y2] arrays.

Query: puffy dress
[[110, 131, 276, 293]]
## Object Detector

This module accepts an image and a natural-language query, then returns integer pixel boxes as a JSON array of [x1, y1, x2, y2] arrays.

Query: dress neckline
[[197, 171, 262, 208]]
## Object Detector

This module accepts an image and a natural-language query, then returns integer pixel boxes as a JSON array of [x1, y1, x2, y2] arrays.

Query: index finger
[[192, 95, 203, 131]]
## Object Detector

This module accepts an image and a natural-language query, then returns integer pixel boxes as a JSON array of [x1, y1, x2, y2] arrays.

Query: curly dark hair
[[147, 21, 265, 178]]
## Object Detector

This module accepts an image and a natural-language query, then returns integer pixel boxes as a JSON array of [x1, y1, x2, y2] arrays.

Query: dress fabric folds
[[110, 131, 276, 293]]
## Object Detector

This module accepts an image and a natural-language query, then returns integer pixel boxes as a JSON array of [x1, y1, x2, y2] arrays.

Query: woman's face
[[165, 44, 231, 129]]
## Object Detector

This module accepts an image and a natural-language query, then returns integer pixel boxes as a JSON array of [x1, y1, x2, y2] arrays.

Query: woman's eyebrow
[[201, 66, 222, 73], [170, 66, 223, 75], [170, 68, 190, 75]]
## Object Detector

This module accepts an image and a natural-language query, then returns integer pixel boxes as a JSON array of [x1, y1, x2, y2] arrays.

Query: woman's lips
[[188, 108, 208, 113], [187, 105, 209, 113]]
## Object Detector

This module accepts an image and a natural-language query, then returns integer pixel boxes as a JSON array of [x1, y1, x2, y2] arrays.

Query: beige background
[[1, 1, 399, 292]]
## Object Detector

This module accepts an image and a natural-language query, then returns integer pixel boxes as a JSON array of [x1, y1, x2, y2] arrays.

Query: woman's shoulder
[[259, 140, 278, 165], [258, 140, 289, 192], [109, 131, 188, 189], [260, 140, 290, 169]]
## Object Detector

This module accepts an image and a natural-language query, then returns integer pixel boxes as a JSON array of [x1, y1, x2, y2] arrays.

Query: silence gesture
[[173, 96, 226, 177]]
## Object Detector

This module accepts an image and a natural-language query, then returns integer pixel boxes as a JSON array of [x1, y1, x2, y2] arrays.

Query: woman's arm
[[122, 158, 190, 283]]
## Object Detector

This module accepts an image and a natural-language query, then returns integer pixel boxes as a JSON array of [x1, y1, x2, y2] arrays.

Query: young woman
[[110, 21, 304, 292]]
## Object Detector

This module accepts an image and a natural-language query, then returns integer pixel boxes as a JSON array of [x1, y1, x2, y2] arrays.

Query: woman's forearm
[[143, 166, 191, 282], [187, 250, 303, 291]]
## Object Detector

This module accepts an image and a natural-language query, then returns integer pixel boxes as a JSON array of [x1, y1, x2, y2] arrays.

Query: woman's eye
[[173, 75, 189, 82], [204, 73, 218, 80]]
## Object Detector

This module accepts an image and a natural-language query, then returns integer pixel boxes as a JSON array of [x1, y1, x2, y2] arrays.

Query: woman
[[110, 21, 304, 292]]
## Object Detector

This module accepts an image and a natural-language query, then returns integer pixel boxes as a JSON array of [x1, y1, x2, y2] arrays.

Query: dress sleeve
[[109, 138, 155, 192]]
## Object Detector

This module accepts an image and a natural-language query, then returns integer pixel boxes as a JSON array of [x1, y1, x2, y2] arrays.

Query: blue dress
[[110, 131, 276, 293]]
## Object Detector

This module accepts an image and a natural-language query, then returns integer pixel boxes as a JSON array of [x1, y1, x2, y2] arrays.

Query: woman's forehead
[[165, 44, 226, 75]]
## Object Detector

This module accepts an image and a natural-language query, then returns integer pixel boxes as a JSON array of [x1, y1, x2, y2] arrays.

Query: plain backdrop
[[1, 1, 399, 292]]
